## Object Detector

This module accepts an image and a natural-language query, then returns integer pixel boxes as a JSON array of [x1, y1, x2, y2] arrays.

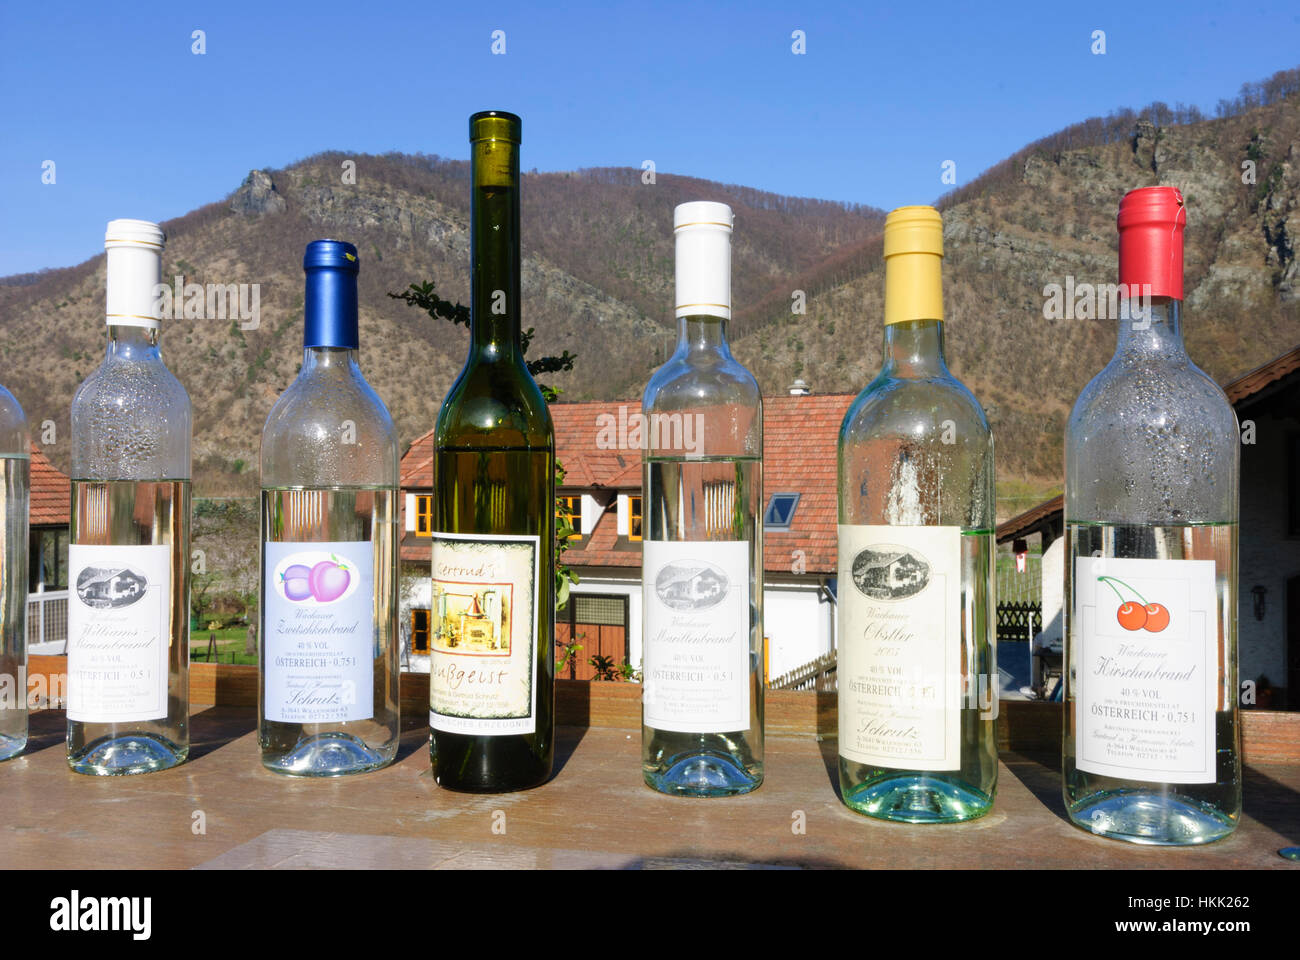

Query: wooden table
[[3, 705, 1297, 870]]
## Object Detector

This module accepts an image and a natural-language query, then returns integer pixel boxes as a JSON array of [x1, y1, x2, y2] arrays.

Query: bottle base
[[262, 732, 395, 777], [643, 752, 763, 798], [1066, 788, 1238, 845], [68, 733, 188, 776], [0, 732, 28, 762], [842, 773, 993, 823]]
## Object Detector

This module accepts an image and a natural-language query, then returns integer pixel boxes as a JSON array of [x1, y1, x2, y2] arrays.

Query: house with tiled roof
[[996, 343, 1300, 708], [27, 442, 71, 650], [398, 393, 852, 680]]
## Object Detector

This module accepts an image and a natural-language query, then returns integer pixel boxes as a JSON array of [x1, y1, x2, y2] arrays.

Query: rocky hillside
[[2, 70, 1298, 513]]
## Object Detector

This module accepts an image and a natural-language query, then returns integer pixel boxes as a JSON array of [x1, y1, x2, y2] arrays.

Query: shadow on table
[[24, 708, 67, 756], [1243, 764, 1300, 845], [189, 705, 257, 762]]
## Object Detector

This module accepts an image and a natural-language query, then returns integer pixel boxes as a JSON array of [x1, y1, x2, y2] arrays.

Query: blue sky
[[3, 0, 1299, 274]]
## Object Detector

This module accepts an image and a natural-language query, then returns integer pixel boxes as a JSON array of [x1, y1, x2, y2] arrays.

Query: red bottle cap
[[1117, 186, 1185, 300]]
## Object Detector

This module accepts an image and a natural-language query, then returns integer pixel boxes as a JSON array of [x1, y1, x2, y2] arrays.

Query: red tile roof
[[30, 443, 70, 526], [1224, 343, 1300, 405], [398, 394, 855, 575]]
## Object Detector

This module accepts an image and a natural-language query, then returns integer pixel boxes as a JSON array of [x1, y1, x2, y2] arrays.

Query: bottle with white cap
[[67, 218, 191, 775], [0, 382, 29, 760], [640, 201, 764, 796]]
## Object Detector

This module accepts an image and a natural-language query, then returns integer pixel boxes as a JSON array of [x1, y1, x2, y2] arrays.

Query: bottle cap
[[883, 205, 943, 325], [674, 201, 733, 320], [303, 239, 360, 349], [1118, 186, 1185, 300], [104, 218, 165, 328]]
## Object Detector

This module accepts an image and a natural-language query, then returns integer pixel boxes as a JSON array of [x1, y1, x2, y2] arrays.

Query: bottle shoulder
[[841, 371, 991, 444], [261, 367, 398, 486], [1067, 355, 1238, 444], [0, 383, 28, 454], [435, 358, 554, 450]]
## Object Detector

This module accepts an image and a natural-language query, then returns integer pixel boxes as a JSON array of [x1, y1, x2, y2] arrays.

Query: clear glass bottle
[[430, 111, 556, 792], [259, 239, 400, 776], [1063, 186, 1240, 844], [0, 383, 29, 761], [836, 205, 997, 823], [68, 218, 191, 775], [641, 201, 764, 797]]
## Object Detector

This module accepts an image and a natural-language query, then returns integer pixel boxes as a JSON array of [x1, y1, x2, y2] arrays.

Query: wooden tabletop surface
[[3, 707, 1298, 869]]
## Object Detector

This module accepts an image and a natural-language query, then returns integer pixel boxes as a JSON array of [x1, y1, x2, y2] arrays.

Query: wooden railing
[[23, 655, 1300, 763]]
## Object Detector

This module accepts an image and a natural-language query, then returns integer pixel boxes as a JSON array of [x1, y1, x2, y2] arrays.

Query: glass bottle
[[641, 201, 764, 796], [259, 239, 400, 775], [836, 205, 997, 822], [430, 111, 556, 792], [1063, 185, 1240, 844], [68, 218, 191, 775], [0, 383, 29, 760]]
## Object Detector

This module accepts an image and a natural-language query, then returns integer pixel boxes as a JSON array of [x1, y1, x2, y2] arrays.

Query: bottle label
[[67, 543, 172, 723], [263, 541, 375, 724], [836, 525, 963, 771], [429, 532, 540, 735], [642, 540, 751, 733], [1074, 555, 1218, 783]]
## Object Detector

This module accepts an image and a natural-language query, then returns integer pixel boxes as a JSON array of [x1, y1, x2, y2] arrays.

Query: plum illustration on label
[[263, 541, 373, 724], [277, 555, 355, 605], [271, 548, 358, 600]]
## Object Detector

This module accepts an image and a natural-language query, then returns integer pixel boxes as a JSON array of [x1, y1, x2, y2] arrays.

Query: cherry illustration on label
[[1097, 575, 1169, 633]]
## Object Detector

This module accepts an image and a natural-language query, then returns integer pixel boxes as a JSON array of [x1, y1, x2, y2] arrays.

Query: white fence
[[27, 590, 68, 653]]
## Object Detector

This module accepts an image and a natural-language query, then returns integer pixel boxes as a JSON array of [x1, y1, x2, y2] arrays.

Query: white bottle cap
[[104, 218, 165, 328], [674, 201, 733, 320]]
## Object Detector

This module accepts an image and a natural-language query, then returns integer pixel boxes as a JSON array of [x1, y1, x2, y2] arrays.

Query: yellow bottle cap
[[883, 205, 944, 325]]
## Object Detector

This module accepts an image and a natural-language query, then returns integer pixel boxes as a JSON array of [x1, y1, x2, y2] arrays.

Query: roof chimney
[[789, 378, 811, 396]]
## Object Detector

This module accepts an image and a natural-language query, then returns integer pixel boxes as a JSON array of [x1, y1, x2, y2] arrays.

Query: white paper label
[[263, 541, 375, 724], [429, 532, 540, 736], [67, 543, 172, 723], [642, 540, 751, 733], [837, 525, 963, 771], [1074, 555, 1218, 784]]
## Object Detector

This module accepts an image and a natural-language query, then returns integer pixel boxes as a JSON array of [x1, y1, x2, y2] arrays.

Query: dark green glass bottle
[[429, 111, 556, 792]]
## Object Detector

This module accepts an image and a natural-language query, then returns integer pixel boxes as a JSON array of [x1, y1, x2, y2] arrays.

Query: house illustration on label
[[655, 561, 729, 611], [851, 546, 931, 601], [76, 566, 147, 609]]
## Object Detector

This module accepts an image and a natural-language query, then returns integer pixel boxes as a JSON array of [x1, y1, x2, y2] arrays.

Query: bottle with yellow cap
[[836, 205, 997, 822], [67, 219, 192, 775]]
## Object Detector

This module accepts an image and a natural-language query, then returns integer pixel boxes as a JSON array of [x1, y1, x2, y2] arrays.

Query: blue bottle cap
[[303, 239, 359, 349]]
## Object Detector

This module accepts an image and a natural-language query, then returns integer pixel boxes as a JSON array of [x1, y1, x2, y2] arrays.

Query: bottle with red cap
[[1062, 186, 1241, 844]]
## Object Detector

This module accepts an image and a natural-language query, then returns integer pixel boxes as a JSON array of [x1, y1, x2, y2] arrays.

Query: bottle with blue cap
[[259, 239, 400, 776], [68, 218, 192, 775]]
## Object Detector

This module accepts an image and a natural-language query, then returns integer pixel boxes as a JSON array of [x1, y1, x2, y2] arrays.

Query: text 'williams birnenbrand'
[[50, 891, 151, 940]]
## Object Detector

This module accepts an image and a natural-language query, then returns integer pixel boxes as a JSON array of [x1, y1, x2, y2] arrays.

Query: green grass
[[189, 624, 258, 665]]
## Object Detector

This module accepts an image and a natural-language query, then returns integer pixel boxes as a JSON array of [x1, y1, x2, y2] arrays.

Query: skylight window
[[763, 492, 801, 530]]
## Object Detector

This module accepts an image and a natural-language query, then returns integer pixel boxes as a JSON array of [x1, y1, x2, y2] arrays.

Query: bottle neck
[[674, 314, 733, 357], [104, 323, 161, 360], [470, 137, 521, 362], [1114, 297, 1186, 360], [880, 319, 948, 378], [300, 345, 360, 373]]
